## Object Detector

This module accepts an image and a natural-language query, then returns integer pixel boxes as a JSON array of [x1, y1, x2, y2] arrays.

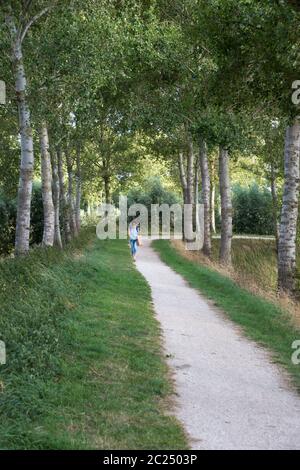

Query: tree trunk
[[219, 147, 232, 266], [6, 17, 34, 256], [178, 152, 188, 203], [50, 149, 62, 249], [57, 147, 71, 244], [185, 137, 195, 242], [199, 139, 211, 257], [210, 183, 216, 234], [75, 145, 81, 232], [270, 163, 279, 251], [40, 125, 55, 247], [186, 136, 194, 205], [103, 175, 111, 204], [66, 150, 78, 237], [278, 122, 300, 295], [210, 159, 216, 233], [194, 155, 199, 204]]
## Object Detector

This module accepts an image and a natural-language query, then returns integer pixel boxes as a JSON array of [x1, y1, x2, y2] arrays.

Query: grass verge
[[0, 229, 187, 449], [153, 239, 300, 393], [172, 238, 300, 325]]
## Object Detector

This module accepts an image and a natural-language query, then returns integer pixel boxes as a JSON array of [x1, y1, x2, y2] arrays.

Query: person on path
[[128, 220, 140, 261]]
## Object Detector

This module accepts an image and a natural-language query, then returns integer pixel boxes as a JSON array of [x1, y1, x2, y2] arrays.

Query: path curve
[[135, 239, 300, 450]]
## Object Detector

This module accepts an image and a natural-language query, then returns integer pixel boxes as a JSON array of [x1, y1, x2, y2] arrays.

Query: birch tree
[[199, 139, 211, 257], [3, 2, 52, 255], [66, 150, 78, 238], [186, 135, 194, 206], [178, 152, 188, 203], [39, 124, 54, 246], [75, 146, 82, 233], [278, 122, 300, 295], [219, 147, 233, 266], [50, 149, 62, 249], [210, 157, 217, 234], [57, 147, 71, 245]]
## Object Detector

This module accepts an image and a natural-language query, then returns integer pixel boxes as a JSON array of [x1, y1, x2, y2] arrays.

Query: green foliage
[[232, 184, 274, 235], [30, 183, 44, 246], [0, 192, 16, 256], [0, 184, 44, 256], [124, 176, 180, 210]]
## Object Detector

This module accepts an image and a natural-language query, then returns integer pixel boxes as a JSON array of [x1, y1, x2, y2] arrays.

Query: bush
[[232, 184, 274, 235], [0, 183, 44, 256], [0, 193, 16, 255]]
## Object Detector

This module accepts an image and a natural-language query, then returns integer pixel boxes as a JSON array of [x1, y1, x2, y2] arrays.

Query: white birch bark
[[270, 163, 279, 250], [186, 136, 194, 205], [40, 125, 55, 246], [75, 146, 81, 232], [185, 137, 195, 242], [57, 147, 71, 244], [66, 150, 78, 237], [178, 152, 188, 203], [5, 16, 34, 255], [199, 139, 211, 257], [210, 159, 216, 233], [219, 147, 233, 266], [278, 122, 300, 295], [50, 150, 62, 249], [194, 155, 199, 205], [210, 183, 216, 234]]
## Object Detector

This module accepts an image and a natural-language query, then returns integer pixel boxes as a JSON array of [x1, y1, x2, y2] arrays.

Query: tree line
[[0, 0, 299, 297]]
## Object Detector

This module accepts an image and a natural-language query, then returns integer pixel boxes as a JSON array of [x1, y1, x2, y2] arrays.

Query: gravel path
[[135, 239, 300, 450]]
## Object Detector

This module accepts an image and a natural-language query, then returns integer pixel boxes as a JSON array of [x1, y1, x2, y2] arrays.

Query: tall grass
[[172, 238, 300, 324]]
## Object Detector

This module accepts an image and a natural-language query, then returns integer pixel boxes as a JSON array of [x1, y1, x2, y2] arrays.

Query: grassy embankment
[[153, 239, 300, 392], [0, 228, 187, 450], [173, 238, 300, 323]]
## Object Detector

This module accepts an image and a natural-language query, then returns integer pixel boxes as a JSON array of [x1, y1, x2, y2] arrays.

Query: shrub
[[232, 184, 274, 235], [0, 193, 16, 255], [0, 183, 44, 256]]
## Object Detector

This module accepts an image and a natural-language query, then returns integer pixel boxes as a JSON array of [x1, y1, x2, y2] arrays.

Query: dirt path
[[135, 239, 300, 450]]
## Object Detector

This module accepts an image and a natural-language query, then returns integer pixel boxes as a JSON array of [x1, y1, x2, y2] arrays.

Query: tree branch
[[20, 6, 52, 44]]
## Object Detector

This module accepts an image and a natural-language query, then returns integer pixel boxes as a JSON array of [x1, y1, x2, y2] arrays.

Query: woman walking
[[128, 220, 140, 261]]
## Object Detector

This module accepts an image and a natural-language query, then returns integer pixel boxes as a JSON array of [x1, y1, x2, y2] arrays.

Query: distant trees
[[125, 177, 180, 226]]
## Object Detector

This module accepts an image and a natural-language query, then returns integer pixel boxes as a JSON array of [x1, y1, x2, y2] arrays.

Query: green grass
[[0, 229, 187, 450], [153, 239, 300, 392]]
